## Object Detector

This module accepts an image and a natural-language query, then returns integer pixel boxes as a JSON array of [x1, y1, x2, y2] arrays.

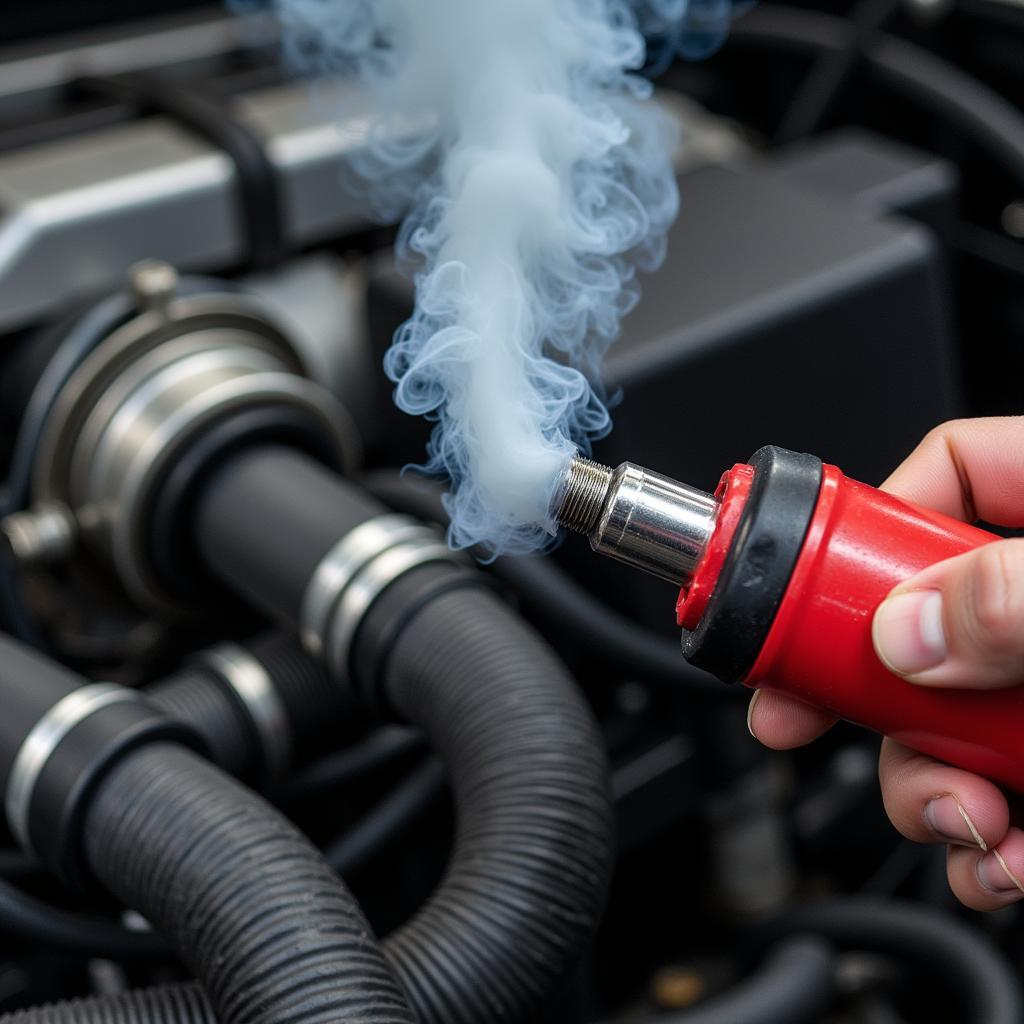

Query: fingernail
[[977, 849, 1024, 896], [924, 795, 987, 849], [874, 590, 946, 675], [746, 690, 761, 739]]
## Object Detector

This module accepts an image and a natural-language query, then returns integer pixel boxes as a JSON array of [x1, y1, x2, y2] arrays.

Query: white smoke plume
[[266, 0, 735, 555]]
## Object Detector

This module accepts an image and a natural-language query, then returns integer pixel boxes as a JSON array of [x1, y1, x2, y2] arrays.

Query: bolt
[[130, 259, 179, 315], [1, 502, 77, 566]]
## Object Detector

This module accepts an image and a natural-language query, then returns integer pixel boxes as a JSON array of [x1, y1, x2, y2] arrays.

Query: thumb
[[872, 538, 1024, 688]]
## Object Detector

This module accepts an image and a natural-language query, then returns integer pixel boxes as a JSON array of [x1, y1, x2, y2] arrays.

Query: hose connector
[[0, 636, 202, 887], [555, 457, 720, 585], [301, 514, 464, 685]]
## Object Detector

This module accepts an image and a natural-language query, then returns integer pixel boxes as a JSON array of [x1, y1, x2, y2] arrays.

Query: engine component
[[0, 635, 416, 1024], [147, 631, 343, 785], [194, 444, 616, 1021], [21, 260, 358, 611]]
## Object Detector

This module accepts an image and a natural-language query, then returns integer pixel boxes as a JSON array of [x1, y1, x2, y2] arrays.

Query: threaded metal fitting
[[554, 456, 719, 586], [555, 458, 613, 535]]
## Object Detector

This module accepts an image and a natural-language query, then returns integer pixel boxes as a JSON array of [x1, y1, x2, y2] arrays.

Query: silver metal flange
[[31, 262, 362, 611]]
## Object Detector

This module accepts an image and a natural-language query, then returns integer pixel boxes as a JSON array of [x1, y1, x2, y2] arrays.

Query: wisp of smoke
[[265, 0, 737, 555]]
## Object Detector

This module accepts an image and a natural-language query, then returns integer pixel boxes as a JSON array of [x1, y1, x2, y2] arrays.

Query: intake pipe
[[0, 636, 415, 1024], [2, 446, 615, 1024], [14, 264, 615, 1021], [194, 444, 617, 1023]]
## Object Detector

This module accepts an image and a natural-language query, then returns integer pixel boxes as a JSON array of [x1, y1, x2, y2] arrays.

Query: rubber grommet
[[681, 446, 822, 683]]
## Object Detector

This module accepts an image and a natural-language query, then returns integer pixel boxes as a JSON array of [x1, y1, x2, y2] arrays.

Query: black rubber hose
[[147, 666, 258, 779], [0, 985, 217, 1024], [358, 470, 733, 699], [364, 579, 615, 1023], [773, 0, 902, 143], [4, 585, 614, 1022], [197, 447, 380, 623], [147, 633, 347, 782], [632, 936, 835, 1024], [82, 743, 415, 1024], [0, 877, 170, 961], [758, 899, 1023, 1024], [246, 631, 350, 745], [195, 447, 617, 1021], [732, 6, 1024, 192]]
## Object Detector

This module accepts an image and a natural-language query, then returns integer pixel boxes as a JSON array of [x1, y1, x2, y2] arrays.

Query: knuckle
[[964, 542, 1024, 653], [922, 419, 969, 449]]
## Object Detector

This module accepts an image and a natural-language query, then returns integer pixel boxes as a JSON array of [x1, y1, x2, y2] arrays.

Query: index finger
[[881, 417, 1024, 525]]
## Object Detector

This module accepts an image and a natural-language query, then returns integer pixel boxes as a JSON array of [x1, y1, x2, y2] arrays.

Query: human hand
[[748, 417, 1024, 909]]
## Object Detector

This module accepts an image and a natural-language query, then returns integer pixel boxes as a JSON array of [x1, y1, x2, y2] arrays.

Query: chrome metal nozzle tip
[[555, 457, 613, 535]]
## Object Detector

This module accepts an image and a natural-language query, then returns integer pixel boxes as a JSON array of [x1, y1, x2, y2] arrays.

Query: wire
[[756, 898, 1023, 1024], [0, 877, 171, 961], [731, 6, 1024, 194], [613, 936, 836, 1024], [323, 758, 447, 876], [774, 0, 904, 144], [274, 726, 424, 804]]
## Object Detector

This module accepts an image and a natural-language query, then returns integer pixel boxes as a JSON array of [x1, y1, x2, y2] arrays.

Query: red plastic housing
[[680, 462, 1024, 793]]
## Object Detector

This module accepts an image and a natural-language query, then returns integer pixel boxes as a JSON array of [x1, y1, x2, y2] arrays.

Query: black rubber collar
[[681, 446, 823, 683], [70, 72, 285, 269]]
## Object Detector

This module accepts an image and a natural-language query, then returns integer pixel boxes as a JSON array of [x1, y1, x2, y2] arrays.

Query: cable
[[620, 936, 836, 1024], [324, 758, 447, 876], [275, 726, 424, 804], [731, 6, 1024, 193], [71, 74, 285, 269], [0, 878, 170, 961], [774, 0, 903, 144], [757, 898, 1023, 1024]]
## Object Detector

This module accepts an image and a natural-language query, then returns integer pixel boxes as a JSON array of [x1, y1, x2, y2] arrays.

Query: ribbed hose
[[147, 634, 348, 781], [82, 743, 414, 1024], [0, 987, 216, 1024], [148, 668, 257, 777], [246, 633, 352, 751], [375, 585, 615, 1023]]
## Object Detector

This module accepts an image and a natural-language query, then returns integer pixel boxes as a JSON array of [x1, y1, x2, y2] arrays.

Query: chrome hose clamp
[[197, 644, 293, 780], [300, 514, 462, 681], [5, 684, 140, 855]]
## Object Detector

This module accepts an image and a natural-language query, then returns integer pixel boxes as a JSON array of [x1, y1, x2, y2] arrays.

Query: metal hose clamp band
[[197, 643, 293, 779], [5, 684, 139, 855], [299, 515, 437, 658], [324, 539, 457, 683]]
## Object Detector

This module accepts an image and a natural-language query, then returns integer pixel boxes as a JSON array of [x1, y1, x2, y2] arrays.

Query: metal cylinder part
[[555, 457, 720, 585], [32, 262, 361, 610]]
